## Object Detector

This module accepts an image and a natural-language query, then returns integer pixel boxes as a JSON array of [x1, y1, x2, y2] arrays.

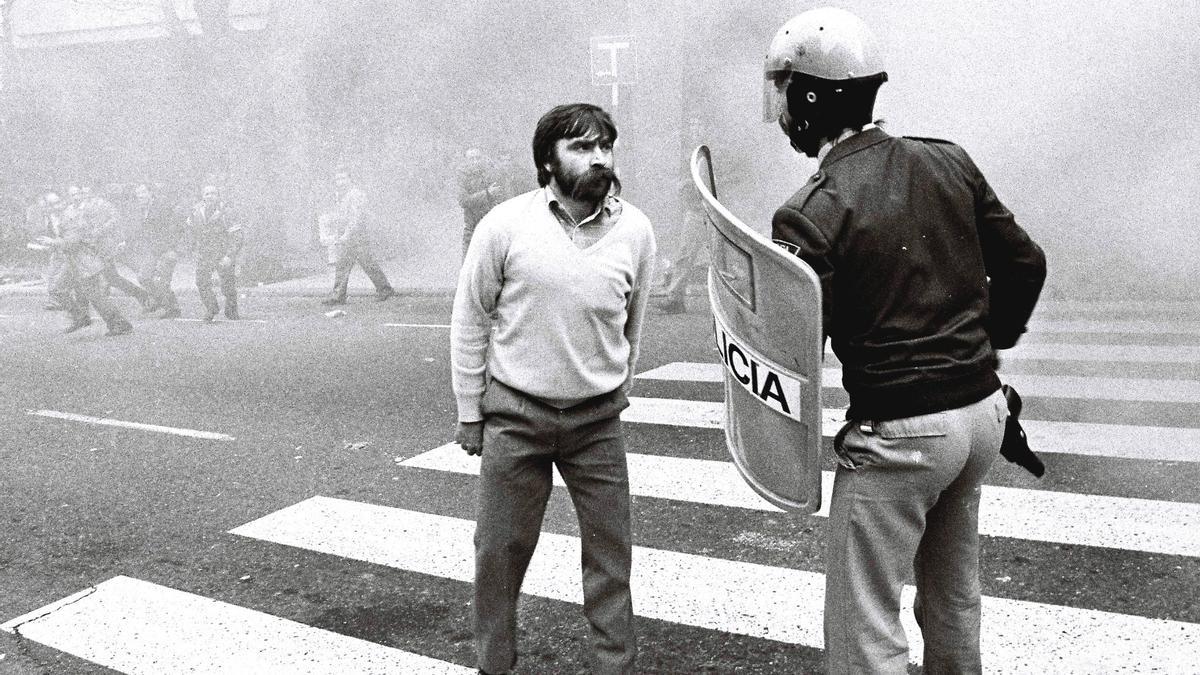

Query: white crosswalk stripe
[[230, 496, 1200, 673], [1028, 318, 1200, 335], [624, 396, 1200, 463], [401, 443, 1200, 557], [1, 576, 471, 674], [638, 362, 1200, 403], [819, 341, 1200, 363]]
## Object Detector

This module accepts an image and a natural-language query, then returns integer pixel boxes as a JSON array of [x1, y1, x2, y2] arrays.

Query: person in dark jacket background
[[133, 183, 184, 319], [456, 147, 509, 259], [188, 184, 242, 321], [763, 9, 1046, 674]]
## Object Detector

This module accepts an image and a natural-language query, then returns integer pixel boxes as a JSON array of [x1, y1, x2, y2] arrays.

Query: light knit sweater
[[451, 188, 657, 422]]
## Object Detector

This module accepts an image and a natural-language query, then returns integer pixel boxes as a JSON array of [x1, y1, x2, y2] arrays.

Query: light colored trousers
[[826, 389, 1008, 675], [474, 379, 635, 675]]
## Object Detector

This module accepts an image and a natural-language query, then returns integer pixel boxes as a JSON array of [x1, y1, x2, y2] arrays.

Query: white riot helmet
[[763, 7, 887, 157]]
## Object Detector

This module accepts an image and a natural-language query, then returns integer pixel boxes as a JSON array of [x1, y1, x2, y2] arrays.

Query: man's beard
[[552, 163, 617, 204]]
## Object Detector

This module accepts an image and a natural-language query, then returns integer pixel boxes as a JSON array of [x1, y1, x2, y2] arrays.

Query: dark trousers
[[474, 379, 635, 675], [52, 271, 130, 330], [138, 254, 178, 312], [103, 261, 149, 304], [330, 242, 392, 301], [195, 256, 237, 314]]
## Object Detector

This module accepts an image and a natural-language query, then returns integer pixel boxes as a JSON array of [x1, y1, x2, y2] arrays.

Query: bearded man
[[451, 103, 656, 675]]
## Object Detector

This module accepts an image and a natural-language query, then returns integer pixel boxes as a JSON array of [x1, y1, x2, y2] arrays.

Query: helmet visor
[[762, 71, 792, 123]]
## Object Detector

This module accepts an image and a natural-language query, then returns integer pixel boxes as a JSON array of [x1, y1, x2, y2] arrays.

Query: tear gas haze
[[1, 0, 1194, 297]]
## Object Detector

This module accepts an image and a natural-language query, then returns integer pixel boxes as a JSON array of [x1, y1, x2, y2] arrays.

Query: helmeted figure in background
[[321, 168, 395, 305], [133, 183, 184, 319], [188, 184, 242, 321], [763, 9, 1046, 673], [36, 190, 133, 336], [456, 147, 509, 259]]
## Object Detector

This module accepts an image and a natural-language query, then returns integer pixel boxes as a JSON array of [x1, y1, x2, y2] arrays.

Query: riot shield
[[690, 145, 824, 513]]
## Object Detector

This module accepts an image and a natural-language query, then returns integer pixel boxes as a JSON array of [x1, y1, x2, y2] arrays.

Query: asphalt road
[[0, 289, 1197, 673]]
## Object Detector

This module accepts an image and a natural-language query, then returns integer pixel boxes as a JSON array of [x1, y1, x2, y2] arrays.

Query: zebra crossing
[[4, 312, 1200, 672]]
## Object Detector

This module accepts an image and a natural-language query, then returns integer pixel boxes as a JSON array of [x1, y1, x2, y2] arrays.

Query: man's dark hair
[[532, 103, 618, 187]]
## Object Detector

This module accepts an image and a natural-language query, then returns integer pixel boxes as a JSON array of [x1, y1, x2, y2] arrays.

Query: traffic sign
[[590, 35, 638, 86]]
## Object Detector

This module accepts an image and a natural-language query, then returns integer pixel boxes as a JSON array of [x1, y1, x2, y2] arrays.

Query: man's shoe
[[202, 308, 217, 323], [224, 307, 239, 320], [321, 297, 347, 306], [63, 317, 92, 334], [104, 323, 133, 337], [374, 288, 396, 302], [159, 307, 182, 319]]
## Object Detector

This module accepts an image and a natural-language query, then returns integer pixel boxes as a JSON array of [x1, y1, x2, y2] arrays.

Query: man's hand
[[218, 255, 233, 270], [456, 421, 485, 456]]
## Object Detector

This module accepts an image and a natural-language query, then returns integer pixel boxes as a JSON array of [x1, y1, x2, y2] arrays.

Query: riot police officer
[[763, 9, 1046, 673], [188, 185, 242, 321]]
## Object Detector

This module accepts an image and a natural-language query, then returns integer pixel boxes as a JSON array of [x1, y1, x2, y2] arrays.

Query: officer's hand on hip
[[456, 421, 484, 456]]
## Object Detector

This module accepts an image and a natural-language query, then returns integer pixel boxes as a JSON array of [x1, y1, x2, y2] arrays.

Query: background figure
[[33, 192, 71, 311], [188, 185, 243, 321], [317, 212, 343, 267], [456, 148, 508, 258], [652, 117, 708, 314], [652, 175, 709, 314], [321, 168, 394, 305], [37, 190, 133, 336], [133, 183, 184, 319], [77, 186, 152, 311]]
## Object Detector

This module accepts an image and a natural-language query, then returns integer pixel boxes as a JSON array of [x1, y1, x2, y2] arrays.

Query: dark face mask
[[780, 112, 821, 158]]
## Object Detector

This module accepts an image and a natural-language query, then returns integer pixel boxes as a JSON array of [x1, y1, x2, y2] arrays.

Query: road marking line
[[812, 342, 1200, 363], [637, 362, 1200, 404], [1029, 319, 1200, 335], [2, 576, 471, 674], [26, 410, 235, 441], [383, 323, 451, 329], [1035, 300, 1200, 312], [231, 497, 1200, 673], [174, 318, 270, 324], [1007, 343, 1200, 363], [625, 396, 1200, 463], [403, 443, 1200, 557]]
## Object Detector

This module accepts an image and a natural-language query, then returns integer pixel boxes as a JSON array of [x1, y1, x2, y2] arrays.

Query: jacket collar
[[821, 126, 890, 168]]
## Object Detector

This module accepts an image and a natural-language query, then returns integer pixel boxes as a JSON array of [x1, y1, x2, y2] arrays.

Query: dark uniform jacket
[[772, 128, 1046, 420], [188, 201, 243, 261], [137, 198, 183, 258]]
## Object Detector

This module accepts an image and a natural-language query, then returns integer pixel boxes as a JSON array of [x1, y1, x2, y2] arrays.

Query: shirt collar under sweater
[[543, 186, 623, 247]]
